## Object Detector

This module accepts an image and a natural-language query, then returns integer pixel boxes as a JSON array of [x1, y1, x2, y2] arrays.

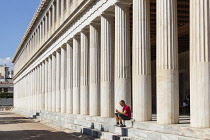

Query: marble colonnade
[[13, 0, 210, 129]]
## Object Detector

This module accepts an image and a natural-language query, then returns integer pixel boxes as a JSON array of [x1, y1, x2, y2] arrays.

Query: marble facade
[[12, 0, 210, 137]]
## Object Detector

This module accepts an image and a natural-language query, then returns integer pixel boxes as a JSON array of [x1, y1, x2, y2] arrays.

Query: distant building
[[0, 65, 13, 93]]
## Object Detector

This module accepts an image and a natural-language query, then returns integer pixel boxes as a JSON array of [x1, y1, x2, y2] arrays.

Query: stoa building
[[12, 0, 210, 139]]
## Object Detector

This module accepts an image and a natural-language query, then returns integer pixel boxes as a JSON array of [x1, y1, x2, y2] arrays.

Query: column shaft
[[101, 15, 115, 117], [56, 51, 61, 112], [56, 0, 60, 28], [61, 47, 67, 113], [157, 0, 179, 124], [37, 65, 41, 111], [48, 56, 52, 112], [52, 53, 56, 112], [52, 3, 55, 32], [190, 0, 210, 128], [73, 37, 80, 114], [80, 31, 89, 115], [41, 62, 45, 110], [115, 4, 131, 110], [45, 59, 48, 111], [35, 67, 37, 110], [60, 0, 64, 22], [66, 42, 73, 114], [89, 23, 100, 116], [30, 72, 32, 109], [45, 15, 48, 42], [48, 10, 52, 36], [133, 0, 152, 121]]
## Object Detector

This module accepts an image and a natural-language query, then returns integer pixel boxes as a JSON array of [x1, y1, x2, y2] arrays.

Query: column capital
[[90, 22, 101, 27], [56, 48, 61, 53], [66, 40, 73, 46], [115, 0, 132, 7], [60, 44, 67, 49], [49, 54, 53, 58], [73, 34, 80, 40], [81, 27, 89, 34], [52, 52, 56, 55], [101, 11, 115, 18]]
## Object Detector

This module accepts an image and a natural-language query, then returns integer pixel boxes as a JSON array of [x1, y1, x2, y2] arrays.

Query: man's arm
[[116, 110, 127, 115]]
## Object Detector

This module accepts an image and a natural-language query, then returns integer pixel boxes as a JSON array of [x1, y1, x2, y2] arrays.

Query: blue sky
[[0, 0, 41, 69]]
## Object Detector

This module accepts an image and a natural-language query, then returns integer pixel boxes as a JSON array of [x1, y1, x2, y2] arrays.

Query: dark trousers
[[115, 113, 130, 120]]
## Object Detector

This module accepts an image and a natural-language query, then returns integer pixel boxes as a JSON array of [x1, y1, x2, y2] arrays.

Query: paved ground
[[0, 111, 97, 140]]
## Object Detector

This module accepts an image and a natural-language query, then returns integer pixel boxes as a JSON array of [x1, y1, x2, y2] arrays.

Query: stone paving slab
[[0, 111, 99, 140]]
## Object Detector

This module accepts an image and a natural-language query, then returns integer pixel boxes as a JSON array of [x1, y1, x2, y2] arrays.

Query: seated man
[[115, 100, 131, 127]]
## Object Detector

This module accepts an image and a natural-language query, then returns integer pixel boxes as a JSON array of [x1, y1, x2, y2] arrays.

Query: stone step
[[132, 121, 210, 139], [82, 127, 134, 140], [127, 128, 202, 140], [91, 121, 202, 140], [74, 118, 94, 128], [18, 110, 204, 140], [36, 116, 41, 120]]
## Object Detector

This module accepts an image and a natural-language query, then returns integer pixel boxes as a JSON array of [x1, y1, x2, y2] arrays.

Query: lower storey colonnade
[[13, 0, 210, 129]]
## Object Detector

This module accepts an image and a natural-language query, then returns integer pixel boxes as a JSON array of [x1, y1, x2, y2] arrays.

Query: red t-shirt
[[122, 105, 131, 119]]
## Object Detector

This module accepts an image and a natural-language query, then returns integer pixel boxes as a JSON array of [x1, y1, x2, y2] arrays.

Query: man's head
[[119, 100, 126, 107]]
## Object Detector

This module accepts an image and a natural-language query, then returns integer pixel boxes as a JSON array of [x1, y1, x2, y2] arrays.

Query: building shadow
[[0, 130, 96, 140]]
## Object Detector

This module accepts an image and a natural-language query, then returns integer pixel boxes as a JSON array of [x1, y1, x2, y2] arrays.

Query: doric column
[[101, 14, 115, 117], [31, 70, 34, 109], [56, 0, 60, 28], [133, 0, 151, 121], [34, 67, 38, 110], [66, 42, 73, 114], [52, 3, 55, 32], [48, 9, 52, 36], [56, 50, 61, 112], [67, 0, 71, 15], [61, 46, 67, 113], [89, 23, 100, 116], [28, 73, 31, 109], [33, 68, 36, 110], [45, 59, 48, 111], [39, 25, 42, 48], [45, 15, 48, 42], [30, 72, 33, 109], [190, 0, 210, 128], [39, 65, 42, 110], [115, 4, 131, 110], [42, 20, 45, 44], [35, 67, 37, 110], [60, 0, 64, 22], [34, 32, 37, 53], [156, 0, 179, 124], [38, 65, 41, 110], [73, 37, 80, 114], [52, 53, 56, 112], [80, 30, 89, 115], [36, 66, 38, 110], [41, 21, 44, 45], [41, 61, 45, 110], [48, 56, 52, 112]]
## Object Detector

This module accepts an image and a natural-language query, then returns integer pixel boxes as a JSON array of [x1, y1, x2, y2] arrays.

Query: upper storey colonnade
[[13, 0, 210, 129], [13, 0, 84, 75]]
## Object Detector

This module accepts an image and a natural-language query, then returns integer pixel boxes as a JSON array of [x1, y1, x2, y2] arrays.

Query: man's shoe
[[114, 124, 120, 127], [119, 124, 126, 127]]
